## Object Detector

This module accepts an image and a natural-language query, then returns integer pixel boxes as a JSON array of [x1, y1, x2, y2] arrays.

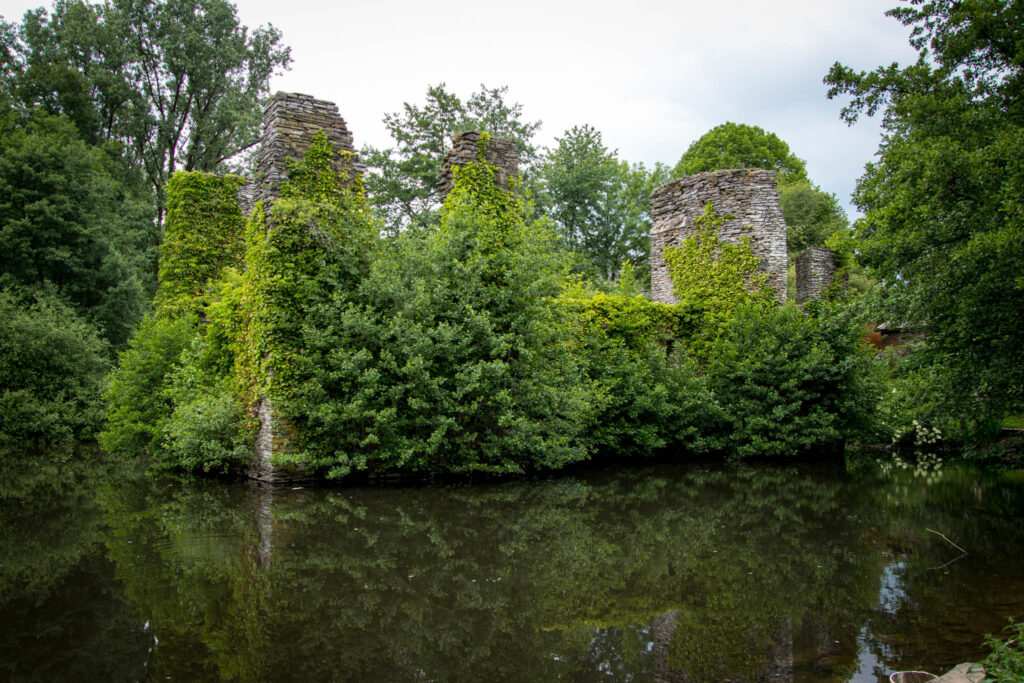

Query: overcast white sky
[[2, 0, 920, 216]]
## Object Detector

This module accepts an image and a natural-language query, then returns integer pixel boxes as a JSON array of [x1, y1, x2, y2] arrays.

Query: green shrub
[[280, 138, 598, 477], [704, 303, 876, 458], [161, 378, 250, 474], [0, 288, 110, 444], [557, 292, 720, 458], [99, 314, 195, 457], [978, 619, 1024, 682]]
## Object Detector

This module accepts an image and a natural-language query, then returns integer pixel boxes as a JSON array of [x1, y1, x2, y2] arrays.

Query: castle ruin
[[649, 169, 789, 304]]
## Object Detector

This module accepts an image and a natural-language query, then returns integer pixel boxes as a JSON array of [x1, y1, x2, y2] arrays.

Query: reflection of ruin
[[249, 482, 306, 568]]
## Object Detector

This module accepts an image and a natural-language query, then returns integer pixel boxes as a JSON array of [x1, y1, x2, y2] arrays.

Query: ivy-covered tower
[[649, 169, 788, 304], [249, 92, 362, 482]]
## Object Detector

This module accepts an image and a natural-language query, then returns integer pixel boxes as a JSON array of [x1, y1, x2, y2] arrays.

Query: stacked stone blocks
[[795, 247, 839, 304], [649, 169, 788, 304], [255, 92, 363, 209], [249, 92, 363, 483], [438, 131, 519, 200]]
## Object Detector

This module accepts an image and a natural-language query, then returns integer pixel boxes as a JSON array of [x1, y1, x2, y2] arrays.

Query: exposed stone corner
[[795, 246, 839, 304]]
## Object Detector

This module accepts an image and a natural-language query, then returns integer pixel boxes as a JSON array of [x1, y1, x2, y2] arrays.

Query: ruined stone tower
[[255, 92, 363, 208], [795, 247, 839, 304], [649, 169, 788, 304], [438, 131, 519, 200], [249, 92, 361, 483]]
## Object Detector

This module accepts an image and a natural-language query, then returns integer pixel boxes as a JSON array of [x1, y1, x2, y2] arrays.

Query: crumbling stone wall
[[438, 131, 519, 200], [250, 91, 362, 483], [795, 247, 838, 304], [649, 169, 788, 304], [255, 91, 363, 208]]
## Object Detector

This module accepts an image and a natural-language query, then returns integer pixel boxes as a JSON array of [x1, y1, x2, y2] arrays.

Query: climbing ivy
[[663, 203, 773, 356], [155, 172, 247, 317], [222, 131, 380, 464]]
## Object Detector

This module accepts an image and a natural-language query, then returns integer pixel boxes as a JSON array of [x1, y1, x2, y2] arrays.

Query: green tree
[[825, 0, 1024, 436], [3, 0, 291, 221], [0, 110, 154, 347], [0, 288, 110, 444], [362, 83, 541, 233], [672, 122, 807, 183], [778, 179, 848, 255], [539, 124, 670, 281]]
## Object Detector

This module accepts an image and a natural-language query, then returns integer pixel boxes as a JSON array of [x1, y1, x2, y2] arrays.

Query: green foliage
[[979, 619, 1024, 682], [0, 288, 110, 444], [557, 292, 695, 349], [162, 370, 249, 475], [538, 124, 670, 282], [826, 0, 1024, 437], [282, 137, 597, 477], [2, 0, 292, 219], [557, 292, 720, 457], [663, 203, 773, 353], [236, 132, 378, 411], [155, 172, 246, 317], [99, 314, 195, 458], [0, 110, 154, 347], [673, 122, 807, 183], [704, 303, 878, 458], [778, 179, 849, 254], [361, 83, 540, 233]]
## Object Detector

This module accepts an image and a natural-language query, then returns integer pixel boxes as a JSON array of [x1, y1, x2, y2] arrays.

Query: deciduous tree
[[3, 0, 291, 221], [538, 124, 669, 281], [362, 83, 541, 234], [825, 0, 1024, 435]]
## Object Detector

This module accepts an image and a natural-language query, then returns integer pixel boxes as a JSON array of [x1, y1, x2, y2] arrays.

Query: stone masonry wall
[[438, 131, 519, 200], [254, 91, 363, 209], [250, 92, 363, 483], [649, 169, 788, 304], [795, 247, 838, 304]]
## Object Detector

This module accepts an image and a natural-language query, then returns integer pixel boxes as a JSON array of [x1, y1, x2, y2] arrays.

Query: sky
[[1, 0, 921, 217]]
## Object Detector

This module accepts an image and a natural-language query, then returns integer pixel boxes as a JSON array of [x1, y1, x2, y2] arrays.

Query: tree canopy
[[362, 83, 541, 234], [538, 124, 669, 281], [2, 0, 292, 220], [826, 0, 1024, 434], [672, 122, 807, 183]]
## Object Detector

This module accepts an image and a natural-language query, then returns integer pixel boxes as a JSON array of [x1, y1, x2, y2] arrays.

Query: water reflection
[[1, 449, 1022, 681]]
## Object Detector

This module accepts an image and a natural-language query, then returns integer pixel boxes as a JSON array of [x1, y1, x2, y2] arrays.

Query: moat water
[[2, 447, 1022, 682]]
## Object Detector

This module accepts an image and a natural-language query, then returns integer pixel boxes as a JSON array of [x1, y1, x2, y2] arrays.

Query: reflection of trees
[[0, 446, 150, 680], [4, 449, 1022, 680], [848, 463, 1024, 675], [97, 461, 892, 681]]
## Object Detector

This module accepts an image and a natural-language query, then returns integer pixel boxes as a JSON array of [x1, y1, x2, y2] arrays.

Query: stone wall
[[795, 247, 838, 304], [249, 91, 363, 483], [254, 91, 363, 208], [438, 131, 519, 200], [649, 169, 788, 304]]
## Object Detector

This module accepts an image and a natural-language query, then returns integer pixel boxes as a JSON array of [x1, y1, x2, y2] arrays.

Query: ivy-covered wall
[[154, 172, 247, 318]]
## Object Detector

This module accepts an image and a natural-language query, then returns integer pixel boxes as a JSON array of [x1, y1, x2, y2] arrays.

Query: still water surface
[[2, 448, 1022, 682]]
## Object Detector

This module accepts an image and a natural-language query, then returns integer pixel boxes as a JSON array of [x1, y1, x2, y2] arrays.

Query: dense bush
[[0, 288, 110, 445], [98, 314, 195, 458], [704, 302, 878, 458], [281, 143, 598, 477]]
